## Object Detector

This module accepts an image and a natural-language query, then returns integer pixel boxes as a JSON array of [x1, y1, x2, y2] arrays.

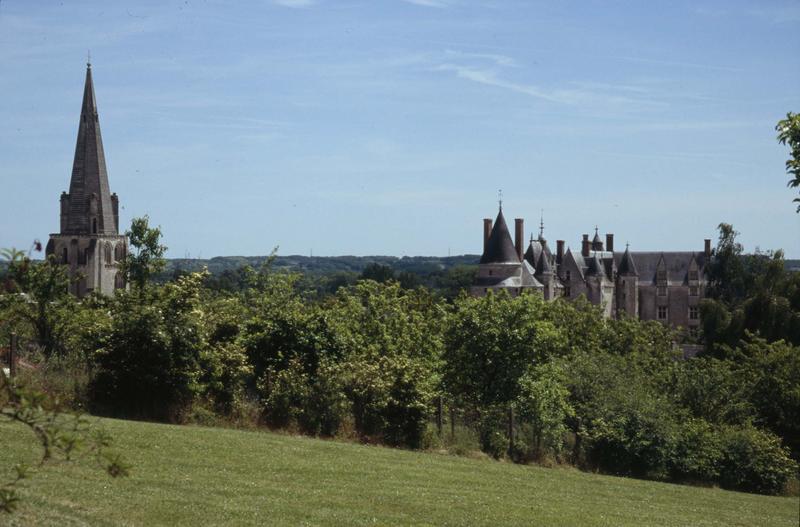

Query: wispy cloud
[[401, 0, 453, 8], [434, 62, 660, 109], [444, 49, 517, 67], [272, 0, 316, 8]]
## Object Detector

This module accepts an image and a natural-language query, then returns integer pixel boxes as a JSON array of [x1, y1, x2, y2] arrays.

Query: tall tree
[[120, 216, 167, 291], [776, 112, 800, 212]]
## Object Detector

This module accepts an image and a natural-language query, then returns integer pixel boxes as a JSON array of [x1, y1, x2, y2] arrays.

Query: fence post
[[507, 406, 515, 457], [450, 406, 455, 439], [436, 396, 443, 437], [9, 333, 17, 377]]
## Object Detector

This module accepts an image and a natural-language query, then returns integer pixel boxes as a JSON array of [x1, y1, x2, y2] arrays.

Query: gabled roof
[[563, 248, 585, 280], [618, 247, 638, 276], [479, 208, 520, 264], [63, 63, 117, 235], [524, 238, 542, 268], [612, 251, 707, 284]]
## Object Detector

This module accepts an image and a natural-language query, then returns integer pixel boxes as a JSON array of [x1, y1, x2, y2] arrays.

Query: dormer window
[[657, 286, 667, 296], [689, 270, 699, 281]]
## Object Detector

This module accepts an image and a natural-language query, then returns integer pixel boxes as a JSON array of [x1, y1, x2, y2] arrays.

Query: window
[[689, 306, 699, 320], [564, 286, 571, 298], [657, 285, 667, 296], [62, 247, 68, 264], [690, 286, 699, 296], [92, 218, 97, 234], [689, 270, 699, 281], [488, 270, 493, 276], [566, 270, 571, 281], [689, 326, 698, 338], [657, 306, 667, 320]]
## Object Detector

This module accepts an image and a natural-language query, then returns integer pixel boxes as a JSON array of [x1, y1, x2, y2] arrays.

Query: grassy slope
[[1, 418, 797, 526]]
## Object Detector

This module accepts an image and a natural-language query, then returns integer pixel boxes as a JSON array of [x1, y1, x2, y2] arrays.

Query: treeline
[[0, 220, 798, 496]]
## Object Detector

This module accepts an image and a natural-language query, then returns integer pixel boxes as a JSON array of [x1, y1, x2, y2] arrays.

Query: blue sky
[[1, 0, 799, 258]]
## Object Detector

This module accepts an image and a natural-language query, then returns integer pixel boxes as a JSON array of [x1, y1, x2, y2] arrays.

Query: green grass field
[[1, 418, 797, 526]]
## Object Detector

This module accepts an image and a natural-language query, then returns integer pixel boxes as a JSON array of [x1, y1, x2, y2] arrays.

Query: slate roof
[[618, 247, 638, 276], [536, 250, 553, 275], [613, 251, 707, 284], [592, 231, 603, 250], [63, 63, 117, 235], [586, 253, 606, 277], [480, 208, 520, 264], [524, 239, 543, 268]]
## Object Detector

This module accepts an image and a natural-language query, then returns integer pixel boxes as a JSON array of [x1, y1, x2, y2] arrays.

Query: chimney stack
[[483, 218, 493, 253], [606, 233, 614, 252], [704, 238, 712, 258], [556, 240, 565, 265], [514, 218, 524, 261], [582, 234, 590, 257]]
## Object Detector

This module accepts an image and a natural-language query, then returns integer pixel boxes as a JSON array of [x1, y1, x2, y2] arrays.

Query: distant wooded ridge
[[162, 255, 800, 276], [163, 254, 482, 276]]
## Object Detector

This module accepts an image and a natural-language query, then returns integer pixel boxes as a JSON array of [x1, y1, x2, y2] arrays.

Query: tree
[[120, 216, 167, 291], [443, 291, 569, 409], [1, 244, 76, 358], [359, 263, 394, 283], [515, 361, 574, 459], [776, 112, 800, 212]]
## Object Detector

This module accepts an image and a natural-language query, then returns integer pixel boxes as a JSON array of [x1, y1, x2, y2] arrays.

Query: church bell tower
[[46, 61, 127, 297]]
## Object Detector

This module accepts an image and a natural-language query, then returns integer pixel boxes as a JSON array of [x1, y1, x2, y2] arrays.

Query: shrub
[[89, 273, 207, 421], [718, 425, 797, 495]]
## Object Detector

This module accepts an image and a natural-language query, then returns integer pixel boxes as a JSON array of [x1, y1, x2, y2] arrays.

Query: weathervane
[[87, 50, 91, 67], [498, 189, 503, 209]]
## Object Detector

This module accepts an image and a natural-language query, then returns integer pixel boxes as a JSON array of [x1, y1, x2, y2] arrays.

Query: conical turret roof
[[63, 63, 117, 235], [618, 246, 638, 276], [536, 250, 553, 275], [479, 208, 520, 264]]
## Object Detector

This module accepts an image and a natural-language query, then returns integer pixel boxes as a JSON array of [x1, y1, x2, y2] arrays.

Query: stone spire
[[62, 62, 118, 235]]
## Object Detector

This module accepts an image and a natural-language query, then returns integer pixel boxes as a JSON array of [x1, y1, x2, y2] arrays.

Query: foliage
[[702, 223, 800, 350], [1, 245, 77, 358], [443, 291, 568, 409], [120, 215, 167, 291], [328, 281, 444, 448], [89, 272, 208, 421], [717, 425, 797, 495], [514, 361, 574, 459], [776, 111, 800, 212]]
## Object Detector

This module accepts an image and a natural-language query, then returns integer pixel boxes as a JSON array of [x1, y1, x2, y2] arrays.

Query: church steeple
[[62, 62, 118, 235]]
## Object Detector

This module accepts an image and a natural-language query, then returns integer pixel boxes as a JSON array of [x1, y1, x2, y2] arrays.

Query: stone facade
[[472, 207, 709, 334], [46, 63, 127, 297]]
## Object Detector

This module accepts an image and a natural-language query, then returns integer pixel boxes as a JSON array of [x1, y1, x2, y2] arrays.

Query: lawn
[[0, 418, 797, 526]]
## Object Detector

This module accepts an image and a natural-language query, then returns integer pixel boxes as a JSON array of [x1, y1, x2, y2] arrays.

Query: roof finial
[[595, 225, 599, 235], [626, 241, 630, 250], [498, 188, 503, 210], [539, 209, 545, 238], [87, 50, 91, 68]]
